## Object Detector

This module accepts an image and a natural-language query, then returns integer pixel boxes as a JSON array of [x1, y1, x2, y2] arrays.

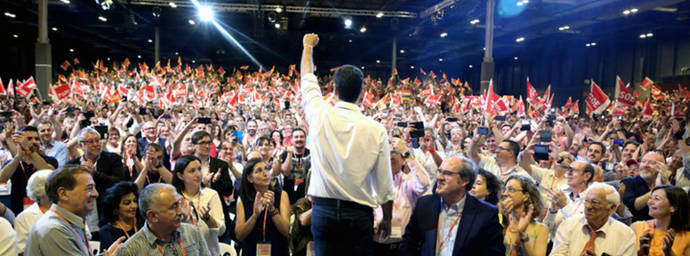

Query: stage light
[[4, 12, 16, 18], [646, 32, 653, 37], [558, 25, 570, 31], [515, 37, 525, 42], [276, 6, 283, 13], [585, 43, 591, 47], [98, 15, 108, 22], [514, 57, 518, 60], [138, 55, 142, 58], [60, 0, 70, 3], [175, 52, 179, 55], [107, 57, 111, 61], [169, 2, 177, 8], [152, 7, 162, 18], [623, 10, 631, 15], [630, 8, 638, 13], [192, 60, 196, 63], [590, 42, 597, 46], [12, 34, 18, 38], [470, 19, 480, 24], [469, 65, 473, 68], [376, 60, 381, 64], [69, 48, 74, 52], [376, 12, 384, 18], [410, 65, 415, 69], [348, 39, 353, 43], [361, 66, 365, 70], [440, 32, 448, 38], [148, 39, 153, 43], [359, 26, 367, 33], [400, 50, 405, 54], [344, 18, 353, 29], [96, 0, 113, 10], [198, 5, 214, 22], [188, 19, 196, 25], [52, 27, 58, 31], [439, 58, 444, 62], [274, 23, 280, 29], [640, 34, 647, 38]]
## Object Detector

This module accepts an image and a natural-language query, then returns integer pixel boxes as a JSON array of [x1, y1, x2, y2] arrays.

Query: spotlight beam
[[189, 0, 263, 68]]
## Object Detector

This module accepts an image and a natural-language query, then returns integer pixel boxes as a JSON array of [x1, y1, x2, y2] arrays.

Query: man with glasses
[[0, 126, 58, 215], [401, 156, 504, 255], [470, 137, 531, 182], [543, 160, 595, 240], [620, 151, 668, 222], [68, 127, 127, 237], [190, 131, 232, 195], [550, 182, 635, 256], [138, 121, 170, 170], [520, 151, 572, 208], [118, 183, 211, 256]]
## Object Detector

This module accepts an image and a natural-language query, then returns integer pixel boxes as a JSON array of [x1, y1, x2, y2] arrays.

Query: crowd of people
[[0, 33, 688, 256]]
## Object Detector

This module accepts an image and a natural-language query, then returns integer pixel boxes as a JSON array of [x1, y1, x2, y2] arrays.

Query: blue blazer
[[401, 193, 505, 256]]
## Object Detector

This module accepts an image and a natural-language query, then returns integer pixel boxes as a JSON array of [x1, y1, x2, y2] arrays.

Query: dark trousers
[[373, 242, 401, 256], [311, 197, 373, 256]]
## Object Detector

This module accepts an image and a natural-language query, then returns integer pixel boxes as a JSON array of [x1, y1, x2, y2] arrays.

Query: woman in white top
[[14, 170, 52, 255], [172, 155, 225, 255]]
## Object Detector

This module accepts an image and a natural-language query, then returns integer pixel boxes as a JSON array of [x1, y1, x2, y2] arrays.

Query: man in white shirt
[[470, 136, 531, 182], [412, 128, 445, 186], [550, 182, 635, 256], [300, 33, 395, 256]]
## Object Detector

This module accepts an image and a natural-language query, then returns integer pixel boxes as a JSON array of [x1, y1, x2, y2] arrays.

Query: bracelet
[[270, 208, 279, 217], [25, 150, 33, 155]]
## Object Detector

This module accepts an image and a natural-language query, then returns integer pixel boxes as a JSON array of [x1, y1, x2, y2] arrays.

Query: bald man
[[401, 156, 504, 256]]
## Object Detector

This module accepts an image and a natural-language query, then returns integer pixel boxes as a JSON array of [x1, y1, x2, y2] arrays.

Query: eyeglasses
[[557, 157, 573, 164], [438, 169, 461, 176], [497, 146, 510, 152], [195, 141, 212, 145], [584, 198, 606, 208], [504, 187, 524, 193]]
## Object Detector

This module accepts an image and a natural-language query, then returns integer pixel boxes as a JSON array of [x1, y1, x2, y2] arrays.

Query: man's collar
[[440, 193, 466, 213], [143, 221, 181, 246], [52, 204, 86, 230], [335, 101, 361, 113]]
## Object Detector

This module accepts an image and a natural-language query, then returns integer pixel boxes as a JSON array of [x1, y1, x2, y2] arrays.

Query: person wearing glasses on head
[[401, 156, 505, 256], [500, 175, 548, 256], [68, 127, 128, 238]]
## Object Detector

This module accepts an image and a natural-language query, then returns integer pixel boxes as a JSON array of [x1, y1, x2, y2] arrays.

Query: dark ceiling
[[2, 0, 690, 79]]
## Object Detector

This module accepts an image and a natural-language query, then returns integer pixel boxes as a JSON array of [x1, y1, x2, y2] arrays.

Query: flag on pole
[[640, 77, 654, 90], [585, 80, 610, 115], [615, 76, 635, 106]]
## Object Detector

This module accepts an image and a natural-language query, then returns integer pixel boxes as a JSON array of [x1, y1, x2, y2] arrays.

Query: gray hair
[[585, 182, 620, 209], [139, 183, 176, 218], [26, 170, 52, 201], [78, 127, 99, 143]]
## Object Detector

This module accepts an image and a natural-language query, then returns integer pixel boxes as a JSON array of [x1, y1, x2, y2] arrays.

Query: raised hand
[[662, 229, 676, 256], [517, 204, 535, 234], [303, 33, 319, 48], [252, 192, 266, 215], [103, 236, 125, 256]]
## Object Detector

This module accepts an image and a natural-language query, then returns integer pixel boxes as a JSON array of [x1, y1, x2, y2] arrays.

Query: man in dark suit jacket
[[401, 156, 504, 256], [138, 121, 171, 170]]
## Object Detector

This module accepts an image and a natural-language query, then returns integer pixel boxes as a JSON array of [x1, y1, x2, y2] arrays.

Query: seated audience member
[[622, 151, 668, 222], [133, 143, 172, 191], [117, 183, 211, 256], [470, 168, 503, 205], [26, 165, 122, 256], [631, 185, 690, 256], [99, 181, 143, 251], [550, 182, 636, 256], [0, 216, 17, 255], [374, 138, 431, 256], [171, 155, 225, 255], [401, 156, 504, 256], [235, 158, 290, 256], [15, 170, 52, 255], [0, 126, 58, 214], [501, 175, 548, 256]]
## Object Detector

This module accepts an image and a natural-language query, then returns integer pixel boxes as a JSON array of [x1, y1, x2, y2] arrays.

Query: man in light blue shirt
[[38, 121, 69, 167]]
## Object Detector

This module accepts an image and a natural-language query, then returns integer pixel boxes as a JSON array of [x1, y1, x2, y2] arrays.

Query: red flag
[[651, 85, 664, 100], [139, 83, 156, 101], [424, 94, 442, 106], [420, 68, 426, 75], [413, 78, 422, 87], [362, 90, 376, 108], [611, 103, 628, 116], [392, 68, 398, 77], [526, 77, 537, 103], [543, 84, 551, 101], [484, 80, 501, 115], [52, 83, 71, 100], [641, 98, 653, 118], [640, 77, 654, 90], [429, 71, 437, 79], [615, 76, 635, 106], [60, 60, 71, 71], [240, 65, 249, 70], [0, 78, 5, 95], [118, 84, 129, 96], [73, 58, 80, 65], [517, 96, 526, 116], [570, 100, 580, 115], [671, 102, 686, 118], [218, 66, 226, 76], [585, 80, 610, 115], [16, 77, 38, 97]]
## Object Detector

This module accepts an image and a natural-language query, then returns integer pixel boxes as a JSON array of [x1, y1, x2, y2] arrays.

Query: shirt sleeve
[[300, 73, 323, 124], [549, 219, 572, 256], [207, 190, 226, 236], [372, 133, 395, 205]]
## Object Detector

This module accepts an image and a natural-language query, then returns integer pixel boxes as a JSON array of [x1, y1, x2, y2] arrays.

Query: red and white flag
[[0, 78, 5, 95], [60, 60, 71, 71], [484, 80, 501, 116], [671, 102, 686, 119], [16, 77, 38, 97], [51, 83, 71, 101], [362, 90, 376, 109], [526, 77, 538, 103], [517, 96, 526, 117], [641, 98, 654, 118], [585, 80, 610, 115], [651, 85, 664, 100], [615, 76, 635, 106], [640, 77, 654, 91], [118, 84, 129, 97]]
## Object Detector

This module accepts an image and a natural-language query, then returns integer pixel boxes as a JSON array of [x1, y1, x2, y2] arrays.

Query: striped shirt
[[117, 222, 210, 256]]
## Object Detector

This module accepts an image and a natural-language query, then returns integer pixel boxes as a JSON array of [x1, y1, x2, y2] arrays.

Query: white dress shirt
[[14, 203, 46, 252], [182, 187, 226, 255], [479, 154, 533, 182], [543, 186, 586, 240], [550, 214, 635, 256], [301, 73, 395, 208], [412, 148, 445, 186], [0, 217, 17, 256], [436, 196, 466, 256]]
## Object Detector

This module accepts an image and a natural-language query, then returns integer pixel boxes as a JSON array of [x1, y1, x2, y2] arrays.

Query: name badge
[[23, 197, 35, 210], [306, 241, 315, 256], [257, 243, 271, 256], [390, 218, 403, 239]]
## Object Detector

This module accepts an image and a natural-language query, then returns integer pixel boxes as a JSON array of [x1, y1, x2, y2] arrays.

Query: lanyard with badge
[[155, 233, 185, 256], [50, 208, 93, 256], [257, 208, 272, 256], [390, 175, 405, 239], [436, 209, 463, 254]]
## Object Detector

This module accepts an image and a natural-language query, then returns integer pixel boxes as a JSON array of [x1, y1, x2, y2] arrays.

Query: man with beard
[[242, 119, 258, 150], [117, 183, 210, 256], [37, 120, 69, 167], [621, 151, 668, 222], [585, 141, 606, 166], [279, 128, 311, 204], [26, 165, 122, 256], [0, 126, 57, 214]]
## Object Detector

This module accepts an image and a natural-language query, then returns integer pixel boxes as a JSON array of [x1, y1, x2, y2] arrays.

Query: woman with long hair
[[632, 185, 690, 256], [120, 134, 142, 181], [235, 158, 290, 256], [470, 168, 502, 205], [171, 155, 226, 255], [501, 175, 548, 256]]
